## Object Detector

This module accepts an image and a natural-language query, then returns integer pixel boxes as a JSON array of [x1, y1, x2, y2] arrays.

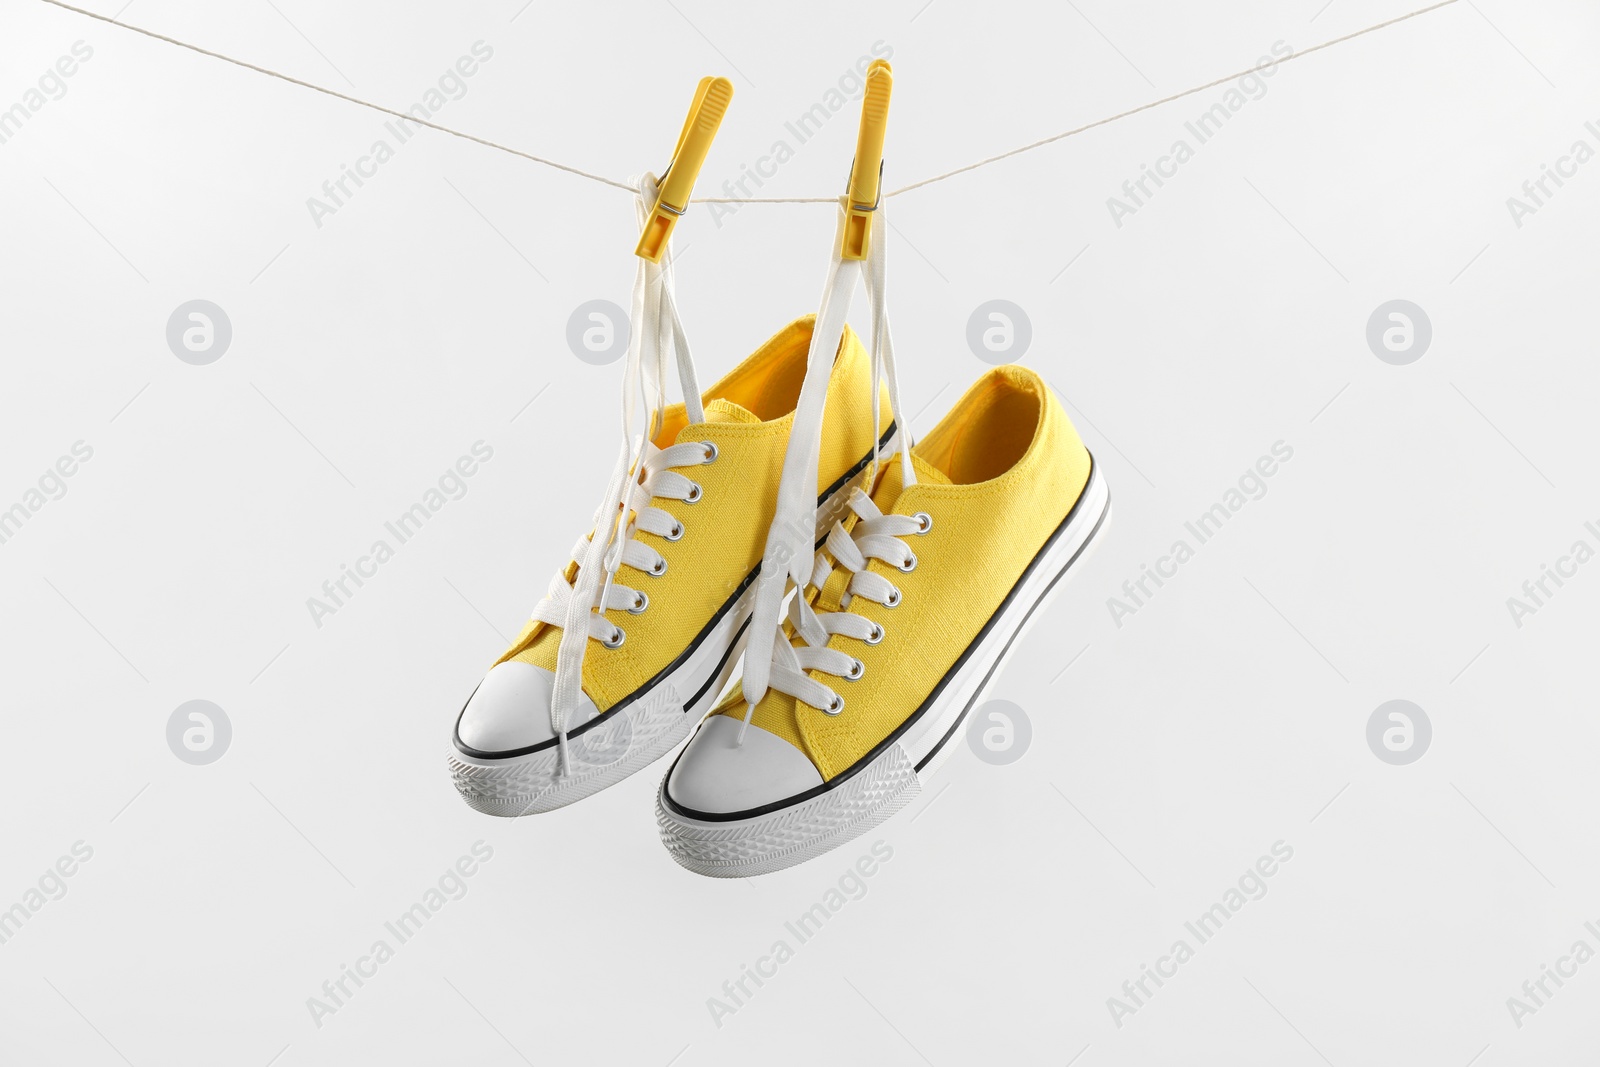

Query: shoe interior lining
[[653, 321, 819, 445], [723, 325, 813, 422], [915, 370, 1041, 485]]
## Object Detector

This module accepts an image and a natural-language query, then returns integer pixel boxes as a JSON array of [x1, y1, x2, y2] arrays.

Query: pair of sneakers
[[446, 67, 1112, 877]]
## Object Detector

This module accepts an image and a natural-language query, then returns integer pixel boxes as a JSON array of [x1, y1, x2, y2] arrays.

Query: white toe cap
[[455, 661, 599, 756], [665, 715, 824, 815]]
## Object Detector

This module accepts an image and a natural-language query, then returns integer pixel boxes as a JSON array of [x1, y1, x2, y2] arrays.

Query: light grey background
[[2, 0, 1596, 1063]]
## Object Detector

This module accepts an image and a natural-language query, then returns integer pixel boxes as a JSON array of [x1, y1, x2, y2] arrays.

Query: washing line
[[36, 0, 1461, 202]]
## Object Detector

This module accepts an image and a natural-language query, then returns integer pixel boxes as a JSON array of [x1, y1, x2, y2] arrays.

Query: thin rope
[[37, 0, 1458, 203], [884, 0, 1461, 198], [33, 0, 636, 192]]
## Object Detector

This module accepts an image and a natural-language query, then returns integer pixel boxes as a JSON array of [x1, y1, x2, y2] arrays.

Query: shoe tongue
[[871, 451, 949, 509], [702, 398, 760, 425]]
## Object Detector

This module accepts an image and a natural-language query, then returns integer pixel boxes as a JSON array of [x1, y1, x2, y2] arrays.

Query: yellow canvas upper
[[495, 317, 892, 711], [718, 364, 1091, 780]]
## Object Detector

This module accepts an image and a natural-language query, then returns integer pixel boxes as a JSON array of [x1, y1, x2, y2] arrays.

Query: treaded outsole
[[449, 683, 687, 816], [656, 745, 921, 877]]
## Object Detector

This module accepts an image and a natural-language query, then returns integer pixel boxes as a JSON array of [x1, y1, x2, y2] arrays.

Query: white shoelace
[[537, 172, 706, 774], [738, 196, 915, 740], [755, 489, 930, 717], [529, 438, 715, 637]]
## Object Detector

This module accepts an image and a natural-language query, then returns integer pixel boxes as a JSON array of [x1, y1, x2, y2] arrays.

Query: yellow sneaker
[[656, 368, 1111, 875], [449, 75, 897, 816], [449, 318, 894, 815]]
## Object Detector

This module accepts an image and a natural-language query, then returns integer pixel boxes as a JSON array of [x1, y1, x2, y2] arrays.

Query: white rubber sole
[[656, 460, 1111, 876], [449, 601, 753, 816], [447, 442, 893, 817]]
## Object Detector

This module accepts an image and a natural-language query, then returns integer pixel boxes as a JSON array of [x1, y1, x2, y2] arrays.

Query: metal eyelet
[[865, 623, 885, 645], [898, 553, 918, 573], [824, 694, 845, 715], [684, 482, 703, 504], [844, 658, 864, 681], [602, 627, 625, 649], [913, 512, 933, 534], [665, 521, 685, 542], [884, 588, 901, 608], [701, 441, 719, 463], [650, 558, 668, 577], [628, 592, 649, 615]]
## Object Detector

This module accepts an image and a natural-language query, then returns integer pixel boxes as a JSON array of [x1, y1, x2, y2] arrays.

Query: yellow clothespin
[[634, 76, 734, 262], [841, 60, 892, 261]]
